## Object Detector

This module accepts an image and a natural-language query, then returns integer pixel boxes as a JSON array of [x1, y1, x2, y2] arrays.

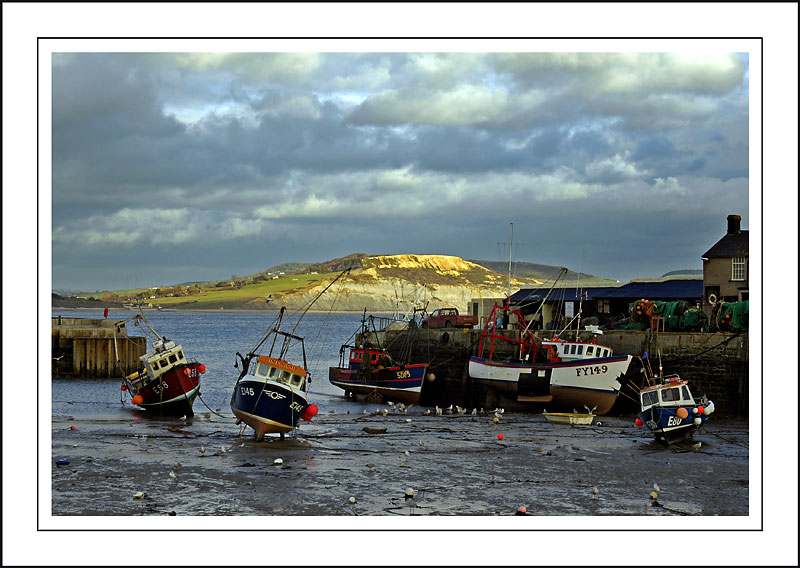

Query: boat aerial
[[636, 358, 714, 444], [329, 310, 431, 404], [114, 314, 205, 416], [468, 302, 633, 415], [230, 270, 348, 439]]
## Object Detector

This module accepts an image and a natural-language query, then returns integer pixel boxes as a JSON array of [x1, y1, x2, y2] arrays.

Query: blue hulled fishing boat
[[637, 372, 714, 445]]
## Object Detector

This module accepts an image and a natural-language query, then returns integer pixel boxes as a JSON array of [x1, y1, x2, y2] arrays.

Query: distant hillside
[[52, 293, 124, 308], [58, 253, 613, 312], [469, 260, 605, 283], [662, 269, 703, 277]]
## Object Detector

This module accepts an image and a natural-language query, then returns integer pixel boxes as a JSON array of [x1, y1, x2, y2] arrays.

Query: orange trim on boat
[[256, 355, 307, 376]]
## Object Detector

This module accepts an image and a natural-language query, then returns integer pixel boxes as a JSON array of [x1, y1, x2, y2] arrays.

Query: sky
[[49, 48, 752, 291], [4, 3, 797, 564]]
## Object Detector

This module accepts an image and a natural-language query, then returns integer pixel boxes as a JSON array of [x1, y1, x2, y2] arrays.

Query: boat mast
[[507, 222, 513, 299]]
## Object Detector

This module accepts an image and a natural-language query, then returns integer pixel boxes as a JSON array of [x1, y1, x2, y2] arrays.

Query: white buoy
[[133, 491, 145, 499], [349, 496, 356, 504], [273, 458, 284, 465], [405, 488, 415, 499]]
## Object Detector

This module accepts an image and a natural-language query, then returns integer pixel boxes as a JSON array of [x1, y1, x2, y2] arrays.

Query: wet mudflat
[[51, 407, 749, 518]]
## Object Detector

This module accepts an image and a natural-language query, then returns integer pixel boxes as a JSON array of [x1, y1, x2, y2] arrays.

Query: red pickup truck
[[421, 308, 479, 329]]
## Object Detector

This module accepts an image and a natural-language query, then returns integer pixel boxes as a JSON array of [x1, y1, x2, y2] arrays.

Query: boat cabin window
[[280, 370, 292, 383], [642, 391, 659, 406], [160, 359, 169, 369], [586, 346, 593, 356], [351, 352, 363, 362], [290, 373, 303, 386], [576, 345, 583, 355], [268, 366, 278, 378], [177, 351, 184, 360], [255, 363, 268, 377], [661, 388, 681, 402], [371, 354, 379, 363], [682, 386, 691, 400], [169, 354, 177, 364]]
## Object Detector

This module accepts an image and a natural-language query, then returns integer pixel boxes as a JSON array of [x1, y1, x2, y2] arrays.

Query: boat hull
[[468, 355, 632, 415], [134, 364, 201, 416], [639, 403, 712, 445], [230, 378, 308, 439], [328, 364, 428, 405]]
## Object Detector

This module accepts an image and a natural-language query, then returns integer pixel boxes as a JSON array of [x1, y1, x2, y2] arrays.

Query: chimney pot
[[727, 214, 741, 234]]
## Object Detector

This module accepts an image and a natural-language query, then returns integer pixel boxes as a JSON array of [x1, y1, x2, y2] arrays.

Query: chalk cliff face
[[271, 254, 542, 313]]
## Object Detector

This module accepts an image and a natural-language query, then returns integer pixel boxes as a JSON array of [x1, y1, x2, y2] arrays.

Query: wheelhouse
[[253, 355, 307, 391], [140, 340, 187, 381], [541, 340, 614, 361], [640, 375, 694, 411], [348, 348, 390, 370]]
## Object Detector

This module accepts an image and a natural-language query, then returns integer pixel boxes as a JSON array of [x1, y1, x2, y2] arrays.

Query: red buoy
[[199, 364, 206, 374], [300, 403, 319, 421], [635, 418, 643, 426], [697, 406, 704, 414], [121, 385, 128, 391], [497, 434, 504, 440]]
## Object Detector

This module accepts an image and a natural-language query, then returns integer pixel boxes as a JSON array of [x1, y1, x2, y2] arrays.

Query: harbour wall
[[363, 327, 749, 417], [52, 317, 146, 379]]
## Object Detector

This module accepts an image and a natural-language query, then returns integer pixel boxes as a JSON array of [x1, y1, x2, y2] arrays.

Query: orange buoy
[[132, 395, 144, 405], [199, 364, 206, 374], [676, 407, 688, 419], [184, 368, 191, 376]]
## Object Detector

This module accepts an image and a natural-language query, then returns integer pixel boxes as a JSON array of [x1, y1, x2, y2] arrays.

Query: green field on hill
[[108, 272, 339, 310]]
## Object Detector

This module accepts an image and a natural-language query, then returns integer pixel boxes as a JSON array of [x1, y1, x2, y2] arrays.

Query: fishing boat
[[636, 369, 714, 445], [468, 302, 633, 415], [114, 314, 205, 416], [329, 311, 431, 404], [230, 270, 349, 439], [230, 307, 315, 439], [542, 411, 595, 425]]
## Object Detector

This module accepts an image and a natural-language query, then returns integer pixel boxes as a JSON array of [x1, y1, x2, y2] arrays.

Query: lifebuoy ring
[[708, 294, 717, 304]]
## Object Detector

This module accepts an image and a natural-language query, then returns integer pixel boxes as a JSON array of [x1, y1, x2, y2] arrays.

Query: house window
[[597, 299, 611, 314], [732, 257, 746, 281]]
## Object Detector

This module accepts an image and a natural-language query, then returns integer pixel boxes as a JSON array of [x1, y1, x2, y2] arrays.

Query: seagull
[[424, 409, 431, 415], [435, 406, 442, 416], [692, 441, 702, 451], [180, 415, 187, 421], [445, 404, 454, 414], [221, 445, 227, 453], [363, 409, 369, 415], [584, 405, 597, 415], [471, 408, 478, 415], [653, 483, 660, 493], [456, 406, 466, 414], [173, 461, 181, 468], [53, 355, 65, 361], [382, 408, 389, 417], [397, 403, 406, 413], [169, 471, 177, 479], [200, 446, 206, 454], [404, 450, 410, 457]]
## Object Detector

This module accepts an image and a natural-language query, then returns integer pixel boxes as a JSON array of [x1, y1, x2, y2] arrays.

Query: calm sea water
[[51, 309, 374, 419]]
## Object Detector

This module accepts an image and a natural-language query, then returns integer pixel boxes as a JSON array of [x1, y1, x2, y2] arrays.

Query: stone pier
[[51, 317, 146, 379]]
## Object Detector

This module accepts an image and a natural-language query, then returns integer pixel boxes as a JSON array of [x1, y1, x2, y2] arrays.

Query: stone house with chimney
[[702, 214, 749, 307]]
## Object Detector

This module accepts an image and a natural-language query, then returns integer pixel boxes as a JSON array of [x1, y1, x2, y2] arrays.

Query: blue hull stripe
[[231, 379, 307, 430]]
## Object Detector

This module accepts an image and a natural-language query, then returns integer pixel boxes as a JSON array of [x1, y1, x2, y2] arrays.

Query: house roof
[[510, 280, 703, 303], [702, 230, 749, 258], [510, 287, 618, 304], [592, 279, 703, 300]]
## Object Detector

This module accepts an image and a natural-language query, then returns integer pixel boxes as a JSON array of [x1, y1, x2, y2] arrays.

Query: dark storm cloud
[[50, 51, 750, 290]]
